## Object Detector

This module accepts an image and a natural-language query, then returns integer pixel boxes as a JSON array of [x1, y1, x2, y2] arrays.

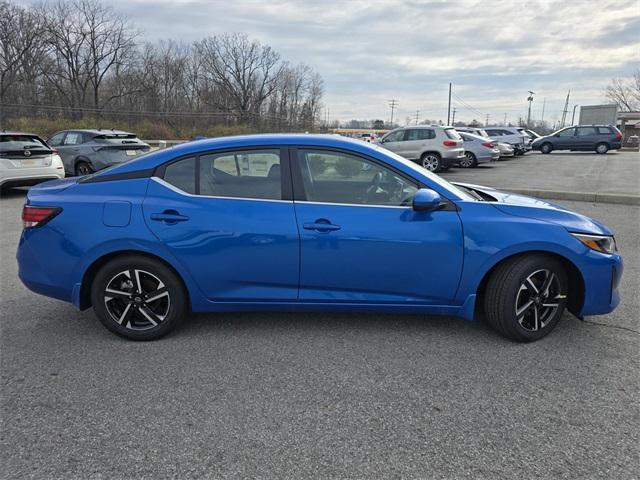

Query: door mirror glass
[[412, 188, 441, 212]]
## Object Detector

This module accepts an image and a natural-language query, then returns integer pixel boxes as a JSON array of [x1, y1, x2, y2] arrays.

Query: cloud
[[76, 0, 640, 123]]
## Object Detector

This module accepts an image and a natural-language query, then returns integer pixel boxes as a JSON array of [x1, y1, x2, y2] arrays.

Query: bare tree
[[0, 1, 46, 124], [196, 33, 284, 123], [604, 70, 640, 112]]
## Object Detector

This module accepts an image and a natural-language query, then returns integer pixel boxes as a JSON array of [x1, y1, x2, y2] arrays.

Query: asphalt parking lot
[[441, 150, 640, 201], [1, 185, 639, 478]]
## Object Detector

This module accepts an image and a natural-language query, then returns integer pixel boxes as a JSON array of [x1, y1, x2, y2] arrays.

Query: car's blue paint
[[17, 134, 622, 322], [412, 188, 441, 211]]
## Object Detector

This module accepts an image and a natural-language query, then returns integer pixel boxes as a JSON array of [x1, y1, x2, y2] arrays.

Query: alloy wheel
[[460, 153, 475, 168], [422, 155, 440, 172], [514, 269, 563, 332], [104, 269, 170, 330], [76, 163, 92, 176]]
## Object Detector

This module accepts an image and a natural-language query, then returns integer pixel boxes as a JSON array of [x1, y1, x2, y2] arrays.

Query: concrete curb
[[504, 188, 640, 206]]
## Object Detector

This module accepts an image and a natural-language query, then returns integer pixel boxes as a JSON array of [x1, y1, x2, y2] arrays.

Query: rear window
[[93, 133, 140, 144], [0, 135, 48, 151], [444, 128, 462, 140]]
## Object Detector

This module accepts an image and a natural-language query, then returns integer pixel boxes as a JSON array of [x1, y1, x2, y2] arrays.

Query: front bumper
[[579, 251, 623, 316]]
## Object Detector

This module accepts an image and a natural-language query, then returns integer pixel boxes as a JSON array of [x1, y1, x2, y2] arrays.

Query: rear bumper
[[0, 171, 64, 188]]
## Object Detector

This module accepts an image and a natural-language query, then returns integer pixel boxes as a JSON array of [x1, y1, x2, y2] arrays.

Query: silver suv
[[378, 126, 464, 172]]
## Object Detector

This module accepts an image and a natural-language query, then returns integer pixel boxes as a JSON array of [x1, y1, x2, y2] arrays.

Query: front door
[[380, 129, 409, 158], [291, 148, 464, 305], [143, 148, 299, 302], [554, 127, 577, 149]]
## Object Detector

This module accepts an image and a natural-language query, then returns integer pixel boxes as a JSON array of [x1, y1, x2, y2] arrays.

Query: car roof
[[460, 132, 489, 141], [0, 131, 41, 136]]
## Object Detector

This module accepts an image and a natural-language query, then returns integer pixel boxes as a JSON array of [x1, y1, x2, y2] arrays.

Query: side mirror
[[412, 188, 441, 212]]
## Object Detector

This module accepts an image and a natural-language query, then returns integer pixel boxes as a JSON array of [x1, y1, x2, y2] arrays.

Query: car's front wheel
[[484, 254, 568, 342], [420, 152, 442, 172], [91, 255, 187, 340], [539, 143, 553, 154]]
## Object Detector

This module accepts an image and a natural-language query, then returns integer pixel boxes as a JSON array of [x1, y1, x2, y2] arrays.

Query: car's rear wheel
[[595, 142, 609, 154], [91, 255, 187, 340], [75, 161, 94, 176], [484, 254, 568, 342], [420, 152, 442, 172], [460, 152, 477, 168], [540, 143, 553, 154]]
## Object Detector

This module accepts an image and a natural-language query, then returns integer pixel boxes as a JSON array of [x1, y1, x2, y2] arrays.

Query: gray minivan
[[532, 125, 623, 154]]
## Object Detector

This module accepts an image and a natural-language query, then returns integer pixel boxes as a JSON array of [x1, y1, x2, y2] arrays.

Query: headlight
[[571, 233, 617, 254]]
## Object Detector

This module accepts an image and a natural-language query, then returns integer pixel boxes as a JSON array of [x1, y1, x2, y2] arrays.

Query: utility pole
[[571, 104, 579, 125], [541, 98, 546, 125], [451, 108, 456, 126], [526, 91, 535, 127], [560, 90, 570, 127], [414, 109, 420, 125], [503, 113, 508, 125], [447, 83, 452, 125], [388, 99, 398, 127], [485, 114, 490, 126]]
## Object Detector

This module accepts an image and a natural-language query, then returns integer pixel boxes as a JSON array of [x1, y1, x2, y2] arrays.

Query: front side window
[[557, 128, 576, 137], [63, 132, 84, 145], [297, 149, 418, 207], [382, 130, 406, 143], [47, 132, 65, 146]]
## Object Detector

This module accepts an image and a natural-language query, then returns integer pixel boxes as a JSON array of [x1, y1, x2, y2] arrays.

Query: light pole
[[526, 91, 535, 127], [571, 104, 579, 125]]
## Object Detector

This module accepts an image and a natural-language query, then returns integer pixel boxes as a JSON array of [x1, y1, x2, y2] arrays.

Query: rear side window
[[444, 128, 462, 140], [597, 127, 613, 134], [407, 129, 435, 140], [577, 127, 597, 136], [199, 150, 282, 200], [164, 157, 196, 194]]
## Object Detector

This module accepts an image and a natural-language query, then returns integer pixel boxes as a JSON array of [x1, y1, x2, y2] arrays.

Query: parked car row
[[1, 129, 149, 191]]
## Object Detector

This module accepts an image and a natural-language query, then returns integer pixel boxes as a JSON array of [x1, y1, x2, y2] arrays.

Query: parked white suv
[[0, 132, 65, 192], [378, 126, 465, 172], [483, 127, 531, 155]]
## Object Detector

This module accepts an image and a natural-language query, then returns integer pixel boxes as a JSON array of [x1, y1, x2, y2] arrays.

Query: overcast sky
[[110, 0, 638, 124]]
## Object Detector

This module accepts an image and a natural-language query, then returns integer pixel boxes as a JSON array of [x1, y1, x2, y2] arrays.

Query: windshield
[[0, 135, 48, 151], [368, 143, 477, 201]]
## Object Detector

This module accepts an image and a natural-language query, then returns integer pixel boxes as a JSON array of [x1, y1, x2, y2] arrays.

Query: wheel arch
[[78, 249, 192, 311], [474, 250, 585, 317], [419, 150, 442, 159]]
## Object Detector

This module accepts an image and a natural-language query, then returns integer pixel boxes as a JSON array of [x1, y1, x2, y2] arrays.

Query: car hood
[[453, 182, 612, 235]]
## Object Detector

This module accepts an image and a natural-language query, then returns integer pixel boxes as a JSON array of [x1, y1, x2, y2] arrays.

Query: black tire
[[420, 152, 442, 172], [540, 143, 553, 154], [484, 254, 568, 342], [595, 142, 609, 154], [91, 255, 187, 340], [75, 160, 94, 176], [460, 152, 478, 168]]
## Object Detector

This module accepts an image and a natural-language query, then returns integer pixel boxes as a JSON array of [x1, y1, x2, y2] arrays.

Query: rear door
[[575, 126, 598, 150], [291, 147, 464, 305], [143, 147, 300, 302]]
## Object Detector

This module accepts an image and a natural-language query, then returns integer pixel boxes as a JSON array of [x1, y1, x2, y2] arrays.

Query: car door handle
[[150, 210, 190, 223], [303, 219, 341, 232]]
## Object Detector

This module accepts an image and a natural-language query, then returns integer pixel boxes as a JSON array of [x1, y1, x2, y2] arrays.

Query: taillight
[[615, 132, 622, 140], [51, 149, 58, 154], [22, 205, 61, 228], [443, 140, 457, 147], [482, 142, 495, 148]]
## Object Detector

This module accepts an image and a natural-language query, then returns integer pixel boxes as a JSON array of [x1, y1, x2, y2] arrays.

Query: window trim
[[155, 145, 292, 201]]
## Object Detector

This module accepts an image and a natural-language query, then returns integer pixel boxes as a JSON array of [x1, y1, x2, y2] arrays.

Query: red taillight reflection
[[615, 132, 622, 140], [22, 205, 61, 228], [443, 140, 457, 147], [482, 142, 495, 148]]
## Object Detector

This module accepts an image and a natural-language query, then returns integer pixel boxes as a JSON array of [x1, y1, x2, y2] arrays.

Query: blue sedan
[[17, 134, 622, 341]]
